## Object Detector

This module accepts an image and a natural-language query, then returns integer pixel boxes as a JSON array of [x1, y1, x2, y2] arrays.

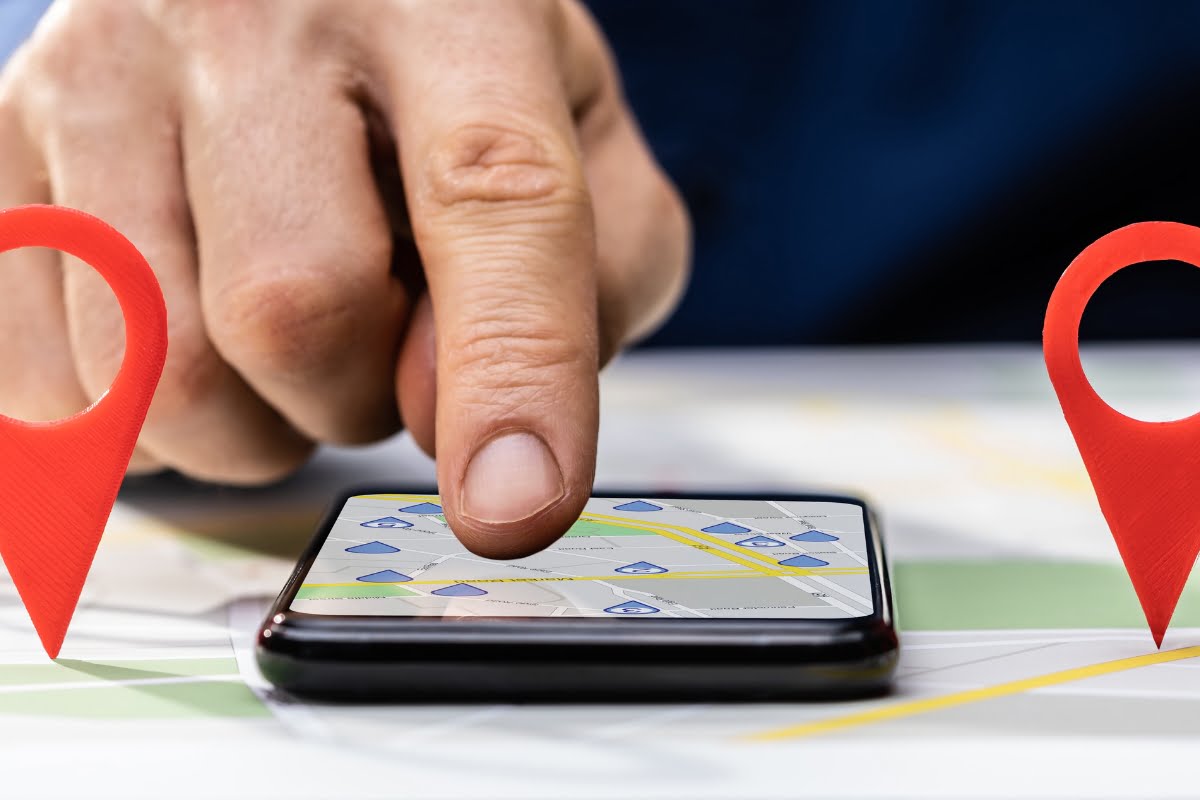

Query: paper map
[[2, 347, 1200, 799]]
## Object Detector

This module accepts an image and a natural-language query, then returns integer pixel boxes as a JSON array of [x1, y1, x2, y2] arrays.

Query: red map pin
[[1045, 221, 1200, 647], [0, 205, 166, 658]]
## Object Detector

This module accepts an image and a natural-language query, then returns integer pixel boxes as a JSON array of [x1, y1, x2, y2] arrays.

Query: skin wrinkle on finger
[[443, 284, 598, 383], [450, 328, 593, 381], [422, 123, 571, 206], [438, 274, 597, 421], [417, 164, 599, 387], [427, 244, 599, 408]]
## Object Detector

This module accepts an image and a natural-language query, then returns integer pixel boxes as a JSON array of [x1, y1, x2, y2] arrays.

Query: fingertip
[[450, 511, 582, 560], [462, 430, 564, 523], [444, 437, 589, 560]]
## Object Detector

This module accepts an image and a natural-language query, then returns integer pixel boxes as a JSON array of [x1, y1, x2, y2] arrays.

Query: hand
[[0, 0, 689, 557]]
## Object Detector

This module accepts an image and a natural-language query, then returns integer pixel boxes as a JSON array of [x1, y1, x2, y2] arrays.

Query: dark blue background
[[585, 1, 1200, 346]]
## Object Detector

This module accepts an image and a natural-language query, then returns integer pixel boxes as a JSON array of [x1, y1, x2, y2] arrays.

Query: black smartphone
[[256, 488, 898, 701]]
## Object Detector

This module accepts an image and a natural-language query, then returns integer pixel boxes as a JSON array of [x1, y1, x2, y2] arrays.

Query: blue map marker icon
[[736, 535, 784, 548], [356, 569, 413, 583], [604, 600, 660, 615], [399, 502, 443, 514], [779, 555, 829, 568], [345, 541, 401, 554], [614, 561, 668, 574], [791, 530, 839, 542], [613, 500, 662, 512], [361, 517, 412, 529], [431, 583, 488, 597], [701, 521, 751, 534]]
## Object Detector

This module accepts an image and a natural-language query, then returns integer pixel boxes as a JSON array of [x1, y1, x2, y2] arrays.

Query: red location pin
[[1045, 221, 1200, 647], [0, 205, 166, 658]]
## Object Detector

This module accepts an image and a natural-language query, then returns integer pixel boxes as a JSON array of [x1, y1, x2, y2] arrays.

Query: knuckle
[[206, 259, 364, 379], [420, 123, 584, 212]]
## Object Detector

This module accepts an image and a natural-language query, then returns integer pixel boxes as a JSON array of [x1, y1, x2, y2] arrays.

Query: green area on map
[[563, 519, 645, 537], [296, 584, 418, 600], [0, 658, 266, 719], [895, 560, 1200, 630]]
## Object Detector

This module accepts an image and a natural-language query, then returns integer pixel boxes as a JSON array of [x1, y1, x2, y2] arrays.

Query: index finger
[[378, 0, 600, 558]]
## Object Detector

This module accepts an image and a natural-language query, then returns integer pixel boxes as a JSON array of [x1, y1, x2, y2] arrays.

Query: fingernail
[[462, 430, 564, 524]]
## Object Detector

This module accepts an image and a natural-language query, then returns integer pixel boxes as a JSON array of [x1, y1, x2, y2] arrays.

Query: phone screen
[[289, 494, 876, 619]]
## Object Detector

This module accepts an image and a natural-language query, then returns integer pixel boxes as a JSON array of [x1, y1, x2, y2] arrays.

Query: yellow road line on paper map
[[747, 645, 1200, 742], [582, 513, 799, 574], [304, 567, 867, 589], [915, 412, 1090, 497]]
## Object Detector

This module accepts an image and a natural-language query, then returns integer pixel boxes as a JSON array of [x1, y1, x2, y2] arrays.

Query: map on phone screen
[[290, 494, 875, 619]]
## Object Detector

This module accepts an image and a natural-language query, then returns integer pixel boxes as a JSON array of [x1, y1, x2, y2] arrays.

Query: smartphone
[[256, 488, 898, 701]]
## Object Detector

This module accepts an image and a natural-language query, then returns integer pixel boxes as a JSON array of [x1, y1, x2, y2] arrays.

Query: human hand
[[0, 0, 689, 557]]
